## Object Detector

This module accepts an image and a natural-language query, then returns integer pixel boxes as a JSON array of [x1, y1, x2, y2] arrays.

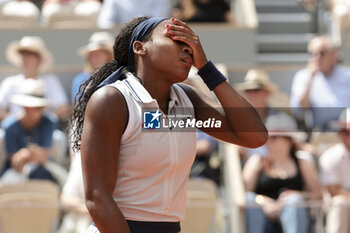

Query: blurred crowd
[[0, 0, 236, 28], [0, 1, 350, 233]]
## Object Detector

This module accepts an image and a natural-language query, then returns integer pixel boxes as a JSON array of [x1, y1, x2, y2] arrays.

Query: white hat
[[236, 69, 278, 93], [78, 32, 114, 57], [6, 36, 53, 72], [266, 113, 307, 142], [10, 79, 50, 108]]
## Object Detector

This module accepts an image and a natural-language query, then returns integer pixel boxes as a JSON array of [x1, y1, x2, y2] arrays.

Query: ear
[[132, 41, 146, 56]]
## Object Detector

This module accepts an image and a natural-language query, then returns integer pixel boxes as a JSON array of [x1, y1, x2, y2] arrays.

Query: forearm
[[213, 81, 268, 147], [31, 147, 50, 164], [301, 189, 322, 200], [298, 73, 316, 108], [255, 194, 276, 205]]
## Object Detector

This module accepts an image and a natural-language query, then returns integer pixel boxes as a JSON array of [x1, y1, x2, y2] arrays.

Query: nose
[[182, 44, 193, 55]]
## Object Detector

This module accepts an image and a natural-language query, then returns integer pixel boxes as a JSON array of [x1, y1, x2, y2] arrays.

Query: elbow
[[245, 130, 268, 148], [256, 131, 268, 148], [84, 189, 104, 216]]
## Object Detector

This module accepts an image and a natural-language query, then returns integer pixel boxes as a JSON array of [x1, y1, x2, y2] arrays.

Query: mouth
[[181, 56, 193, 67]]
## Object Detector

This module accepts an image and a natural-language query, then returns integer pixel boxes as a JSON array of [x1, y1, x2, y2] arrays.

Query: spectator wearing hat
[[243, 113, 322, 233], [0, 36, 70, 123], [319, 108, 350, 233], [71, 32, 113, 104], [290, 36, 350, 130], [0, 0, 40, 26], [0, 36, 70, 167], [0, 79, 67, 186], [236, 69, 279, 122], [236, 69, 287, 163]]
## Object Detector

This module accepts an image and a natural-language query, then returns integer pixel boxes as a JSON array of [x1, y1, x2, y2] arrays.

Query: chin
[[174, 74, 189, 83]]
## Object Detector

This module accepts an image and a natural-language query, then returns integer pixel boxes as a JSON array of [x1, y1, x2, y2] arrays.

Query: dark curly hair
[[69, 16, 151, 152]]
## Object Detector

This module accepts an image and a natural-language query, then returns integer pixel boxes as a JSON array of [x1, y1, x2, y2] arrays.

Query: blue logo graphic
[[143, 110, 161, 129]]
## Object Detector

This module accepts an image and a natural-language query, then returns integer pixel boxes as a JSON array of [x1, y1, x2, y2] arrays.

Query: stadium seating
[[0, 180, 60, 233]]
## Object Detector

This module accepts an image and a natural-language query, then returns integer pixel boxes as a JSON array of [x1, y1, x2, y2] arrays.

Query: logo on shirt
[[143, 110, 161, 129]]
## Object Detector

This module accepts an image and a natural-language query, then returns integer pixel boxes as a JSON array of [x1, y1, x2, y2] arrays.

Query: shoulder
[[41, 114, 57, 125], [297, 155, 316, 172], [86, 86, 127, 123], [334, 65, 350, 77], [1, 74, 22, 86], [319, 143, 346, 164], [293, 68, 309, 81], [244, 154, 263, 170], [319, 144, 347, 171], [2, 116, 19, 130], [73, 72, 89, 82]]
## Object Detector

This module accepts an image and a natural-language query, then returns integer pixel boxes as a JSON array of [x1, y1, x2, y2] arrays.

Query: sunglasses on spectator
[[309, 49, 328, 57], [269, 135, 291, 140], [19, 50, 41, 57], [244, 88, 264, 93]]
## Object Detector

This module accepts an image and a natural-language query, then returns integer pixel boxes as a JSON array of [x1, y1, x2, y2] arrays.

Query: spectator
[[0, 35, 70, 123], [319, 108, 350, 233], [58, 154, 91, 233], [290, 35, 350, 130], [172, 0, 235, 23], [0, 36, 69, 166], [236, 69, 279, 124], [72, 32, 114, 103], [41, 0, 102, 27], [243, 113, 322, 233], [0, 79, 67, 186], [236, 69, 281, 163], [1, 0, 40, 19], [97, 0, 171, 29], [190, 129, 220, 186]]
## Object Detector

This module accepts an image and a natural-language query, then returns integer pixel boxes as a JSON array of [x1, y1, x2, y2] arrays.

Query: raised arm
[[168, 18, 267, 148], [81, 86, 130, 233]]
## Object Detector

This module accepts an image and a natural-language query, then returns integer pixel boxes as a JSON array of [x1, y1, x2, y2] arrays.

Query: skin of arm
[[297, 158, 323, 200], [298, 62, 319, 108], [242, 154, 263, 192], [168, 19, 267, 148], [180, 83, 268, 148], [10, 146, 50, 171], [81, 86, 131, 233]]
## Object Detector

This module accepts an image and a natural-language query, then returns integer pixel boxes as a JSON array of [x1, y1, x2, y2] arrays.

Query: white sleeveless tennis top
[[109, 73, 197, 222]]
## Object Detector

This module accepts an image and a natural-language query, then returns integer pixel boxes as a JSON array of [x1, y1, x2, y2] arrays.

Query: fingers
[[165, 22, 198, 46], [165, 18, 208, 69], [169, 18, 194, 33]]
